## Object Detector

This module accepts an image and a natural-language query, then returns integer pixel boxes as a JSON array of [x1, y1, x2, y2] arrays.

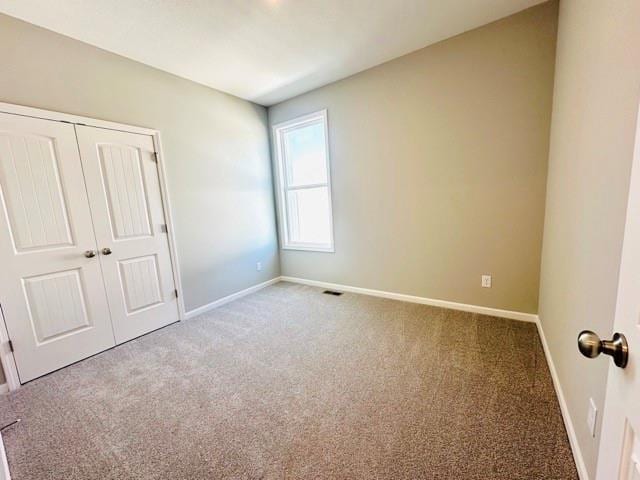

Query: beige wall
[[269, 2, 558, 314], [538, 1, 640, 477], [0, 16, 279, 321]]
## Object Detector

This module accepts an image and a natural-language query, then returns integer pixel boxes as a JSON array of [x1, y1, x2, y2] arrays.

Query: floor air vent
[[323, 290, 343, 296]]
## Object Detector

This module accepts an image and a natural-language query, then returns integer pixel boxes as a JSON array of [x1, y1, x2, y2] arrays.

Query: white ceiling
[[0, 0, 547, 106]]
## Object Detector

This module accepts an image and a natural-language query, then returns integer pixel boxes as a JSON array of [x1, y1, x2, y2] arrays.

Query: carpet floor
[[0, 282, 578, 479]]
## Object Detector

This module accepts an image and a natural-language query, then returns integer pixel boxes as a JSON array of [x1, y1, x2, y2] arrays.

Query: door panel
[[76, 125, 178, 344], [619, 422, 640, 480], [118, 254, 163, 313], [0, 132, 74, 251], [23, 268, 92, 343], [596, 103, 640, 478], [98, 143, 153, 239], [0, 112, 116, 382]]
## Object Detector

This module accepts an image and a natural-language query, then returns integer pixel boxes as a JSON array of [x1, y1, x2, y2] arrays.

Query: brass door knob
[[101, 247, 112, 255], [84, 250, 97, 258], [578, 330, 629, 368]]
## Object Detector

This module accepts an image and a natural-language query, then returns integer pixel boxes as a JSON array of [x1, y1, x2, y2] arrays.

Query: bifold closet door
[[0, 113, 116, 383], [75, 126, 178, 344]]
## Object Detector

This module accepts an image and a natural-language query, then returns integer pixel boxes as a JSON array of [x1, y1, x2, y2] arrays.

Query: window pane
[[283, 121, 327, 187], [286, 186, 331, 246]]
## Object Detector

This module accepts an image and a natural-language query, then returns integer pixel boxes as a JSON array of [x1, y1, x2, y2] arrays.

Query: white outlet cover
[[256, 262, 262, 271], [481, 275, 492, 288], [587, 397, 598, 438]]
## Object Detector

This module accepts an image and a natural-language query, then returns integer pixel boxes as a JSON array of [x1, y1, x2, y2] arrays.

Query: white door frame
[[0, 101, 186, 392]]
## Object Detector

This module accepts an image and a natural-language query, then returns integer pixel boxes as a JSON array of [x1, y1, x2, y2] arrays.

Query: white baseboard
[[0, 432, 10, 480], [280, 276, 538, 322], [0, 384, 7, 395], [183, 277, 281, 320], [535, 316, 589, 480]]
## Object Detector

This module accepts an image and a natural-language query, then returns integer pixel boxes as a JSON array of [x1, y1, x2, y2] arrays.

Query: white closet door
[[0, 113, 116, 383], [75, 126, 178, 344]]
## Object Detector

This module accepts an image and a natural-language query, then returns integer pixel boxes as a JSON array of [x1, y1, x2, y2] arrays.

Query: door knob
[[84, 250, 97, 258], [101, 247, 112, 255], [578, 330, 629, 368]]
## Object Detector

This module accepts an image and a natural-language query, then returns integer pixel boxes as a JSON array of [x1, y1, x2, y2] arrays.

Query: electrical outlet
[[256, 262, 262, 272], [587, 398, 597, 437], [481, 274, 492, 288]]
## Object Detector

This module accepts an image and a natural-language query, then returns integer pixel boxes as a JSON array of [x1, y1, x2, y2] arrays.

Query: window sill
[[281, 245, 335, 253]]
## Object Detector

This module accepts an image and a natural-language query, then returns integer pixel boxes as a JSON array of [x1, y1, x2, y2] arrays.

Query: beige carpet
[[0, 282, 577, 479]]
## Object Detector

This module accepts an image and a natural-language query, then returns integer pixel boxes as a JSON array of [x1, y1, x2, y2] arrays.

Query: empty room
[[0, 1, 639, 479]]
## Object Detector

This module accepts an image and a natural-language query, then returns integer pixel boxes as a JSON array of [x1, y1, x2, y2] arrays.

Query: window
[[273, 110, 334, 252]]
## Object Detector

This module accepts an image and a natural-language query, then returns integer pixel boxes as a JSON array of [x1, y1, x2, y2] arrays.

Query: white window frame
[[272, 109, 335, 252]]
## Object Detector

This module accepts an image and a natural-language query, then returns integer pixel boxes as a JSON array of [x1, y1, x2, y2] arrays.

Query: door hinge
[[174, 289, 178, 298], [8, 340, 14, 352], [152, 152, 159, 163], [160, 224, 168, 233]]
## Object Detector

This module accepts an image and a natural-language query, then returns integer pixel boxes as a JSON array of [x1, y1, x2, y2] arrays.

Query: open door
[[595, 102, 640, 478]]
